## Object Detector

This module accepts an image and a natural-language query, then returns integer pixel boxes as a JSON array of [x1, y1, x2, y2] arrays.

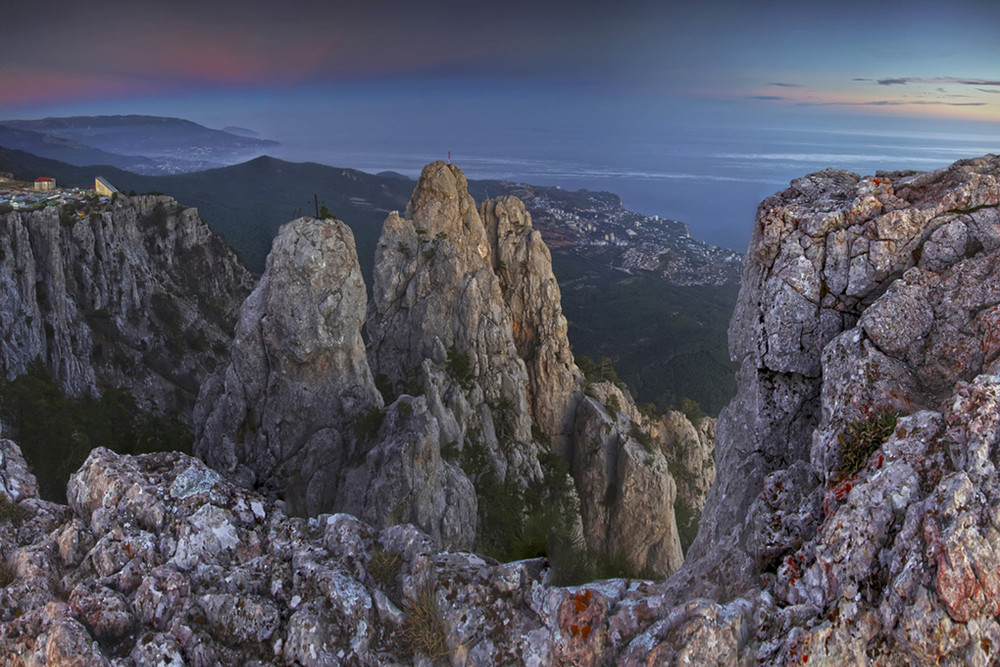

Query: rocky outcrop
[[653, 410, 716, 548], [0, 439, 695, 665], [195, 162, 699, 574], [367, 162, 540, 486], [480, 196, 584, 452], [572, 381, 684, 576], [0, 196, 252, 414], [654, 154, 1000, 662], [194, 217, 382, 516]]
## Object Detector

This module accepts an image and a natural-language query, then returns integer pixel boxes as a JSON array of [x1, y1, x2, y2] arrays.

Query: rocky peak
[[194, 217, 381, 516], [367, 161, 538, 483], [480, 195, 584, 452]]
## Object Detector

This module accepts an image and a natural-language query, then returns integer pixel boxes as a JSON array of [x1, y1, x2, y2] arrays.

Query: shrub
[[0, 561, 14, 589], [677, 397, 704, 428], [446, 346, 473, 387], [352, 405, 385, 444], [576, 355, 624, 387], [836, 409, 900, 481], [368, 549, 403, 588], [0, 494, 30, 523], [441, 441, 460, 462], [401, 586, 448, 658], [605, 393, 621, 420], [629, 424, 655, 455]]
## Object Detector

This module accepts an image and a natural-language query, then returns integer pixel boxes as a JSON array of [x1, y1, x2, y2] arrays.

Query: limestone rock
[[688, 155, 1000, 599], [0, 438, 37, 502], [0, 196, 252, 414], [367, 161, 539, 485], [480, 196, 584, 451], [572, 382, 684, 577], [194, 217, 381, 516]]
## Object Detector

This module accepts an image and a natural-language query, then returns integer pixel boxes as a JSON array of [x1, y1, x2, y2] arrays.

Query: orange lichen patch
[[571, 589, 593, 614]]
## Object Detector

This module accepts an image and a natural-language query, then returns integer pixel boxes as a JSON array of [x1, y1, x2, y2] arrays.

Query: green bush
[[446, 346, 473, 387], [836, 409, 900, 481], [0, 359, 192, 502], [352, 405, 385, 444], [0, 494, 30, 523], [0, 561, 14, 589], [368, 549, 403, 588]]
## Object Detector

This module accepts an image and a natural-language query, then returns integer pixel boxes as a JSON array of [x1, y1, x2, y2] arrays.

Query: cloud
[[823, 99, 987, 107], [978, 88, 1000, 94], [768, 82, 802, 88], [749, 95, 784, 100], [876, 76, 1000, 87]]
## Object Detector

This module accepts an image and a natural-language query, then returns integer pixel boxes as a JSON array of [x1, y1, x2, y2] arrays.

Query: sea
[[263, 115, 1000, 254]]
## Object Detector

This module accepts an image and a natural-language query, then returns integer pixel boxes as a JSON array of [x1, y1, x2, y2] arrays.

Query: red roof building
[[34, 177, 56, 191]]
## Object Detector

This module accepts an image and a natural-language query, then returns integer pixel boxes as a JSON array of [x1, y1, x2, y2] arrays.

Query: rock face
[[661, 154, 1000, 662], [480, 196, 584, 452], [194, 218, 381, 516], [0, 196, 252, 414], [572, 381, 684, 576]]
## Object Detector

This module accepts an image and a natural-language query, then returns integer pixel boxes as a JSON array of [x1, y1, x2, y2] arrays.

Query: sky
[[2, 0, 1000, 249]]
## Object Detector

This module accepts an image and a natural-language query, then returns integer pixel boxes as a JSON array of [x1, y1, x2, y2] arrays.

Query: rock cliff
[[0, 195, 252, 415]]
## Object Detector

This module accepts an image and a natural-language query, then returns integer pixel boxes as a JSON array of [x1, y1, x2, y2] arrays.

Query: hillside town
[[496, 182, 744, 286], [0, 174, 119, 211]]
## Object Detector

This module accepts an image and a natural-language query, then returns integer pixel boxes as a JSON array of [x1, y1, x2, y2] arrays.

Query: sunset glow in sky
[[2, 0, 999, 249], [4, 0, 999, 122]]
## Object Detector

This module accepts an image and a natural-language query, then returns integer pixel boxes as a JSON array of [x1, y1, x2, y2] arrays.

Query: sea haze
[[259, 111, 1000, 253]]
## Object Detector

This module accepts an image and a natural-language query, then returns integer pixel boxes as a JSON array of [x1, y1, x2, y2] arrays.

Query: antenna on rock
[[448, 151, 451, 164], [311, 194, 324, 218]]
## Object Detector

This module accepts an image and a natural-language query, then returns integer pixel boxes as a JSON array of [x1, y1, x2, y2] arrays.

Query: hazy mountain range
[[0, 115, 277, 174]]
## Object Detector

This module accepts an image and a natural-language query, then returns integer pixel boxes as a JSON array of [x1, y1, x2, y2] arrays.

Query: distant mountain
[[0, 124, 168, 174], [0, 115, 279, 174], [0, 146, 738, 413], [221, 126, 261, 138]]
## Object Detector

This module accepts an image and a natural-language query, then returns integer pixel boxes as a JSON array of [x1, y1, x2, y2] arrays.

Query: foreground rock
[[0, 440, 695, 665], [669, 154, 1000, 662]]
